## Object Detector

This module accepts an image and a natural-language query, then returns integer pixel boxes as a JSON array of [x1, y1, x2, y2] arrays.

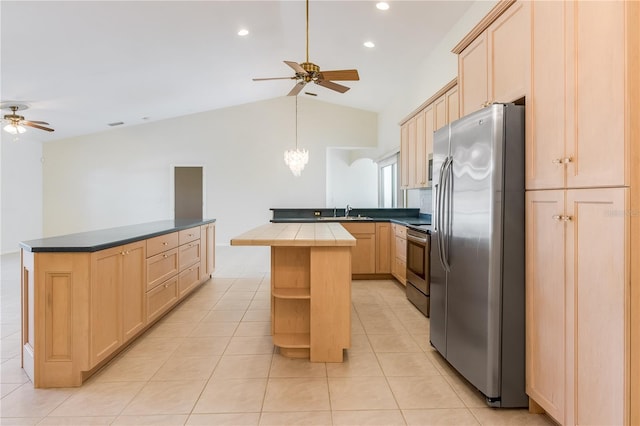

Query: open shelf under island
[[230, 222, 355, 362]]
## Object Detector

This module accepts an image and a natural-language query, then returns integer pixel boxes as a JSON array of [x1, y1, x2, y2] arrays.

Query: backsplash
[[407, 188, 433, 214]]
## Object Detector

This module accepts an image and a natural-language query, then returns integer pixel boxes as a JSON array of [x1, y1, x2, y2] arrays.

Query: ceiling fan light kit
[[1, 103, 55, 138], [253, 0, 360, 97]]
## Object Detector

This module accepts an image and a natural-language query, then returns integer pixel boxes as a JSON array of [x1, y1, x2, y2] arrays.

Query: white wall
[[326, 148, 378, 208], [1, 134, 43, 254], [42, 96, 377, 245]]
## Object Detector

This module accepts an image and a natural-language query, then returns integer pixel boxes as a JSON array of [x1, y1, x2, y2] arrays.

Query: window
[[378, 153, 399, 208]]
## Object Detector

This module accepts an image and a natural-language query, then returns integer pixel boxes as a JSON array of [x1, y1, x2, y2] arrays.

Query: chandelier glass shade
[[284, 96, 309, 176]]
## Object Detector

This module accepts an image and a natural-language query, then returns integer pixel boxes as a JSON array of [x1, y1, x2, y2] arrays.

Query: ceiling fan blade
[[287, 81, 307, 96], [23, 121, 55, 132], [25, 120, 50, 125], [253, 77, 295, 81], [318, 69, 360, 81], [284, 61, 308, 75], [316, 80, 350, 93]]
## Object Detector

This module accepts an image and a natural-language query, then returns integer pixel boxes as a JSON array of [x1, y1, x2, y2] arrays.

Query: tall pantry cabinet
[[524, 1, 639, 425]]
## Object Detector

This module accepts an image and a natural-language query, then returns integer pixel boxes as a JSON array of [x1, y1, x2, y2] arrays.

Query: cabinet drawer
[[146, 248, 179, 290], [395, 236, 407, 260], [394, 225, 407, 239], [341, 222, 375, 235], [179, 239, 201, 270], [146, 232, 178, 258], [146, 277, 178, 322], [179, 227, 201, 245], [178, 263, 201, 297]]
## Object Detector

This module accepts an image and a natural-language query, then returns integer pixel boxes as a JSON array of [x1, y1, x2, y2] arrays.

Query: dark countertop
[[270, 208, 431, 228], [20, 218, 216, 253]]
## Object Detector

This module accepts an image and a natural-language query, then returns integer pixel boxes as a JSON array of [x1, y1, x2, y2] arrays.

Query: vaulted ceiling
[[1, 1, 474, 143]]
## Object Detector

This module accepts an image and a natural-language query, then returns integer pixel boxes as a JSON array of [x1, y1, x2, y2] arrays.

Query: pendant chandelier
[[284, 96, 309, 176]]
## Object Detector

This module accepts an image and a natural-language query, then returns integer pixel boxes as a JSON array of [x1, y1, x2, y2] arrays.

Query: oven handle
[[407, 233, 427, 245]]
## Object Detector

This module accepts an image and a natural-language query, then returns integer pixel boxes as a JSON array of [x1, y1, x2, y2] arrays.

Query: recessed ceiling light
[[237, 29, 249, 36], [364, 41, 375, 48], [376, 2, 390, 11]]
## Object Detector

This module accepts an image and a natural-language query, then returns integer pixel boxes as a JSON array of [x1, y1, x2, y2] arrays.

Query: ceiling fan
[[1, 103, 54, 134], [252, 0, 360, 96]]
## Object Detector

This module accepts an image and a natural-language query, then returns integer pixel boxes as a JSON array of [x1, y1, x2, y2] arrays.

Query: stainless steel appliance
[[430, 103, 527, 407], [406, 227, 429, 317]]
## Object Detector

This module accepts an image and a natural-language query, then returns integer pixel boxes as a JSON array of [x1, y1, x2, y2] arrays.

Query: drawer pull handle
[[163, 242, 168, 246], [552, 214, 573, 222], [163, 254, 168, 258], [164, 283, 169, 288]]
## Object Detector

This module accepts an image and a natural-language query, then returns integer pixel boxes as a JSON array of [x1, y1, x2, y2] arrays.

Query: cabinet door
[[459, 32, 488, 116], [201, 224, 215, 277], [433, 95, 447, 132], [407, 118, 417, 189], [424, 105, 434, 164], [446, 85, 459, 124], [400, 124, 409, 189], [525, 190, 565, 424], [415, 110, 426, 187], [565, 188, 627, 426], [526, 0, 566, 190], [122, 241, 146, 342], [375, 223, 391, 274], [487, 1, 529, 104], [90, 246, 123, 366], [351, 234, 376, 274], [565, 1, 626, 188]]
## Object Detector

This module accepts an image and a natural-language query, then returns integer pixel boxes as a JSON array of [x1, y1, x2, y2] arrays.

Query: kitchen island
[[230, 222, 355, 362], [20, 219, 215, 388]]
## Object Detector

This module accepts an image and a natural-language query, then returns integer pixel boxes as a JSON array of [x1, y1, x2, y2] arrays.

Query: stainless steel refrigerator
[[430, 103, 527, 407]]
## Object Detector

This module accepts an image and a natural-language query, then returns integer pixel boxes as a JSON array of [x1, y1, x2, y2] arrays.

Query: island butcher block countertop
[[230, 222, 356, 247]]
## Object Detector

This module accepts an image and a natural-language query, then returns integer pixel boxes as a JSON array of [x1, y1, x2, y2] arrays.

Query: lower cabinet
[[526, 188, 627, 425], [341, 222, 376, 275], [391, 224, 407, 285], [21, 221, 216, 388], [90, 240, 146, 366], [375, 223, 391, 274]]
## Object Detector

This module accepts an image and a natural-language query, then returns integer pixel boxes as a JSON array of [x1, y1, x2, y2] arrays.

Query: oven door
[[406, 231, 428, 294]]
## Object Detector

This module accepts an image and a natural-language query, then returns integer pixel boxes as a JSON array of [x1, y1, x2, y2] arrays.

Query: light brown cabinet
[[391, 223, 407, 285], [522, 1, 639, 424], [526, 0, 628, 190], [340, 222, 392, 277], [342, 222, 376, 275], [201, 223, 215, 278], [399, 79, 458, 190], [375, 223, 391, 274], [456, 1, 529, 116], [90, 240, 146, 366], [21, 221, 216, 388], [526, 188, 627, 425]]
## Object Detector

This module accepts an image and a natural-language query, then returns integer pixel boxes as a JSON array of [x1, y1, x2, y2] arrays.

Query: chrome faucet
[[345, 204, 352, 218]]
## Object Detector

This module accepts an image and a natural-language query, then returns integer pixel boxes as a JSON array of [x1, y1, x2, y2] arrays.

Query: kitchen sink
[[317, 216, 372, 221]]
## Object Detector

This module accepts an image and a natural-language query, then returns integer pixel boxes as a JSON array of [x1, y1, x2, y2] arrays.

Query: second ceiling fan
[[253, 0, 360, 96]]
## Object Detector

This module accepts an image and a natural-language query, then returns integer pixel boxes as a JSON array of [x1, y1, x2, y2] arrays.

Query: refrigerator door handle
[[435, 159, 447, 269], [438, 156, 452, 272]]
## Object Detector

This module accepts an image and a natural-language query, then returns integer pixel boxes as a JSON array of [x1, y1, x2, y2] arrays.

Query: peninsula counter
[[20, 219, 215, 388], [230, 222, 355, 362]]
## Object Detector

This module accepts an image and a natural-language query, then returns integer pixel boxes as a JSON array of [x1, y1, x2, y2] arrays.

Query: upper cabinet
[[399, 79, 458, 190], [526, 0, 630, 190], [455, 1, 530, 116]]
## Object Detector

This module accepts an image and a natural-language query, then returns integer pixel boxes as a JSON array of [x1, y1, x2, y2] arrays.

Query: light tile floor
[[0, 246, 556, 425]]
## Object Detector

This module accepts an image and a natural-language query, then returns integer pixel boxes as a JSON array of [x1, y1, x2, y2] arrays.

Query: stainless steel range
[[405, 226, 430, 317]]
